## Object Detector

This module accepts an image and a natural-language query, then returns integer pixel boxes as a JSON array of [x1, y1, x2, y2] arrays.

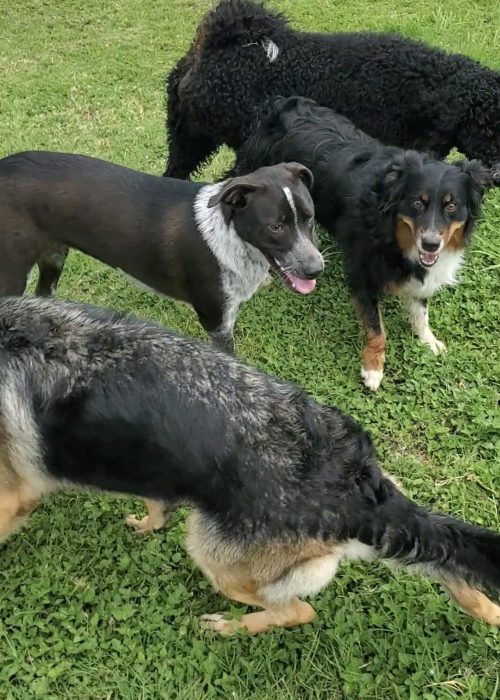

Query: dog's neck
[[193, 182, 269, 277]]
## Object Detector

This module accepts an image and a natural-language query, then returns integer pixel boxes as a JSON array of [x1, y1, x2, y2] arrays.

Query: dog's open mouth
[[418, 251, 440, 267], [267, 257, 316, 294]]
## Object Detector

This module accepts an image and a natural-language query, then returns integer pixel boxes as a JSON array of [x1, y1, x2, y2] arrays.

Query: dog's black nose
[[302, 254, 325, 278], [421, 238, 441, 252]]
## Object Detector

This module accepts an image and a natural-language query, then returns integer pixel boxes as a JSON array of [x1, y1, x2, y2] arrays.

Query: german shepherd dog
[[1, 296, 499, 633], [231, 97, 493, 390]]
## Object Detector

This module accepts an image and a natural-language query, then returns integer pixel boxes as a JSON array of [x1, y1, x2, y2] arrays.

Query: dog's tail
[[349, 475, 500, 624], [191, 0, 288, 58]]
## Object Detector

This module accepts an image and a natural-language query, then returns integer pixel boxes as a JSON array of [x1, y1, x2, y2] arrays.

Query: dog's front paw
[[199, 613, 235, 635], [426, 336, 446, 355], [361, 368, 384, 391], [260, 272, 273, 288], [126, 514, 158, 534]]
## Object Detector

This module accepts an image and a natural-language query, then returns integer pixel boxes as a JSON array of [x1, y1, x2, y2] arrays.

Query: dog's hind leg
[[353, 293, 386, 391], [0, 485, 40, 543], [164, 128, 220, 180], [444, 582, 500, 626], [164, 61, 220, 179], [0, 250, 33, 296], [0, 216, 42, 295], [200, 596, 316, 635], [188, 512, 324, 634], [126, 498, 170, 534], [407, 298, 446, 355], [0, 266, 30, 296], [35, 245, 68, 296]]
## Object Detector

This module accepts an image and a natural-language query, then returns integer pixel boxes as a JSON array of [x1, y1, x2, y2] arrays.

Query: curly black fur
[[164, 0, 500, 182]]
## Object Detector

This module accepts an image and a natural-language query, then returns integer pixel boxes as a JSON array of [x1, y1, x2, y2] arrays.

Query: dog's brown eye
[[412, 199, 424, 210], [269, 223, 284, 234], [445, 202, 457, 213]]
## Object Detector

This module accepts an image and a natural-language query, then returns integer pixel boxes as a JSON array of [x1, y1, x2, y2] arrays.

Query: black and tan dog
[[232, 97, 493, 389], [0, 151, 323, 354], [1, 296, 499, 634]]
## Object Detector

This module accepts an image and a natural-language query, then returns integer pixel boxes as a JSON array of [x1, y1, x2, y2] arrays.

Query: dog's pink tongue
[[420, 251, 439, 266], [287, 274, 317, 294]]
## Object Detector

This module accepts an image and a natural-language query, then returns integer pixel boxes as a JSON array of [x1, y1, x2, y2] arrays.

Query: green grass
[[0, 0, 500, 698]]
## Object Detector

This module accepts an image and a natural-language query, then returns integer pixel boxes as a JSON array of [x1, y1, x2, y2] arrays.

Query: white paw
[[426, 336, 447, 355], [260, 273, 273, 288], [199, 613, 233, 635], [361, 368, 384, 391], [125, 514, 155, 534]]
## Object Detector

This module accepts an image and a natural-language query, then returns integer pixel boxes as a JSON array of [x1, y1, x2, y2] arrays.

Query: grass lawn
[[1, 0, 500, 697]]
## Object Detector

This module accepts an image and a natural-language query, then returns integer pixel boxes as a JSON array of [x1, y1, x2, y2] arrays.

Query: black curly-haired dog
[[164, 0, 500, 183], [231, 97, 493, 390], [1, 295, 500, 633]]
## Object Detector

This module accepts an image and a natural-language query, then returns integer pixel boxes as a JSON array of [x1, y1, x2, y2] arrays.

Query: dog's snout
[[420, 234, 441, 252], [303, 251, 325, 278]]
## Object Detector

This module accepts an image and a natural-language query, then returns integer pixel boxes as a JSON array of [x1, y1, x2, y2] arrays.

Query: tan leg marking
[[352, 298, 386, 391], [361, 329, 386, 391], [188, 512, 329, 635], [200, 595, 316, 636], [126, 498, 169, 533], [0, 486, 40, 542], [362, 329, 387, 371], [445, 583, 500, 626]]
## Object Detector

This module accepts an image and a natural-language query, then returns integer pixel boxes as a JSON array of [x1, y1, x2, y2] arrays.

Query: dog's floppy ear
[[207, 178, 265, 210], [380, 151, 421, 214], [458, 159, 493, 193], [380, 155, 407, 214], [457, 159, 492, 227], [284, 162, 314, 190]]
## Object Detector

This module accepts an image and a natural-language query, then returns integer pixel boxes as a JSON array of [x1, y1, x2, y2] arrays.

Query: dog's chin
[[418, 250, 440, 268], [266, 256, 316, 294]]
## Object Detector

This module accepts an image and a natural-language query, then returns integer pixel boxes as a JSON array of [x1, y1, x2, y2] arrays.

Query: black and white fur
[[0, 152, 323, 354]]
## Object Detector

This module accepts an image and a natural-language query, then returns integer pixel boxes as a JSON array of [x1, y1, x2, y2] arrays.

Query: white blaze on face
[[283, 186, 300, 234], [278, 186, 323, 294]]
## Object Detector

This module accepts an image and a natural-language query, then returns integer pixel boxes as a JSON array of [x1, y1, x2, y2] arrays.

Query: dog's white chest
[[221, 250, 268, 301], [193, 183, 269, 330], [402, 249, 465, 300]]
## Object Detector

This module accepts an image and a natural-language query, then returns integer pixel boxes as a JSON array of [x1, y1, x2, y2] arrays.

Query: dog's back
[[0, 151, 205, 297], [165, 0, 499, 179], [0, 151, 199, 215], [2, 296, 500, 631], [233, 96, 398, 228], [0, 296, 317, 520]]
